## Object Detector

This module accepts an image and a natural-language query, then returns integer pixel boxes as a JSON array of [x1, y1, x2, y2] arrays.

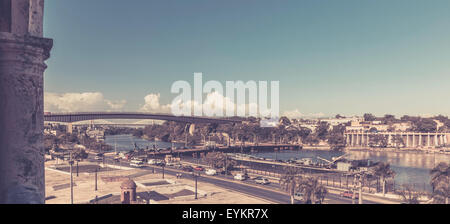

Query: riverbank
[[345, 147, 450, 155]]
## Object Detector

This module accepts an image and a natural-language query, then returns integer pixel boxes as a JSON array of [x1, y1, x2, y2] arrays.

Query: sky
[[43, 0, 450, 118]]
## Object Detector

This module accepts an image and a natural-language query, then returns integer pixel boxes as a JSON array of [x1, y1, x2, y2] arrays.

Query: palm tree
[[279, 167, 302, 204], [397, 184, 423, 204], [373, 162, 396, 196], [430, 162, 449, 204], [299, 177, 328, 204]]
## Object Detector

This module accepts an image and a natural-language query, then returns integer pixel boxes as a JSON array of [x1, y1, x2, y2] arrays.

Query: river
[[104, 134, 185, 152], [251, 149, 449, 192], [104, 134, 449, 192]]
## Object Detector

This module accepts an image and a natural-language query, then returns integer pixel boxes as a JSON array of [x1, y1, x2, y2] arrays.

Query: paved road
[[92, 155, 378, 204]]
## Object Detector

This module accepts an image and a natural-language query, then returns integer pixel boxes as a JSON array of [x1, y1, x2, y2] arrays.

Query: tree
[[392, 135, 404, 148], [430, 162, 449, 204], [279, 167, 302, 204], [204, 152, 236, 173], [414, 119, 437, 133], [363, 113, 376, 122], [370, 135, 388, 148], [373, 162, 396, 196], [71, 149, 88, 161], [316, 122, 329, 141], [298, 177, 328, 204], [327, 124, 346, 150], [397, 184, 423, 204], [382, 114, 396, 124]]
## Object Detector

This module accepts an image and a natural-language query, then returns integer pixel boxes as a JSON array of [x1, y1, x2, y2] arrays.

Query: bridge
[[44, 112, 242, 133]]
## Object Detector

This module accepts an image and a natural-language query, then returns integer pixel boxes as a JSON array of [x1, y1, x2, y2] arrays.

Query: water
[[251, 149, 450, 192], [104, 134, 449, 192], [104, 134, 184, 152]]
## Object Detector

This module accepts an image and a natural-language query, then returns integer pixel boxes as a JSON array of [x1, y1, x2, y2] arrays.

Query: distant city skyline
[[43, 0, 450, 118]]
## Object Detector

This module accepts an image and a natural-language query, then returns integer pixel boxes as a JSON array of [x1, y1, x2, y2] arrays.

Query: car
[[234, 173, 247, 181], [147, 159, 157, 165], [205, 169, 217, 176], [130, 160, 144, 168], [182, 166, 194, 172], [254, 177, 270, 185], [340, 191, 359, 199], [293, 192, 305, 201], [193, 166, 204, 171], [94, 155, 103, 161], [166, 161, 180, 167], [156, 162, 166, 167]]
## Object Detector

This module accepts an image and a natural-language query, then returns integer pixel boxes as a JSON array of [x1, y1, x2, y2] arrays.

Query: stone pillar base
[[0, 32, 52, 203]]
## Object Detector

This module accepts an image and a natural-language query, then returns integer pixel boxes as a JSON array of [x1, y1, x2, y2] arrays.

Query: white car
[[293, 192, 304, 201], [147, 159, 157, 165], [130, 160, 144, 168], [234, 173, 247, 181], [205, 169, 217, 176], [254, 177, 270, 185]]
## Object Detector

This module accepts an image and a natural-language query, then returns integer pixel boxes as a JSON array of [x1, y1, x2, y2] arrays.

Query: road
[[91, 155, 378, 204]]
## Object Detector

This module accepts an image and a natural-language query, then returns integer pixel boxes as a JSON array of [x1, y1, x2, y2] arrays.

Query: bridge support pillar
[[0, 0, 52, 204], [67, 123, 73, 134]]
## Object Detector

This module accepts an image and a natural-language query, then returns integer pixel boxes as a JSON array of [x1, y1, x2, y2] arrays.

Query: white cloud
[[143, 91, 276, 117], [44, 92, 126, 112], [139, 93, 171, 113]]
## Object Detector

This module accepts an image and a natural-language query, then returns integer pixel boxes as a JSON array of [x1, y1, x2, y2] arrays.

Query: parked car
[[340, 191, 359, 199], [254, 177, 270, 185], [205, 169, 217, 176]]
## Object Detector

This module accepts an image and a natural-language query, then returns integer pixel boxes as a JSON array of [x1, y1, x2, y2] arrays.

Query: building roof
[[121, 179, 137, 189]]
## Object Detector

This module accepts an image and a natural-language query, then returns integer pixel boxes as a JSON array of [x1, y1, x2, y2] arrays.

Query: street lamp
[[76, 160, 79, 177], [69, 160, 74, 204], [162, 163, 166, 179], [95, 168, 98, 191], [192, 172, 200, 200]]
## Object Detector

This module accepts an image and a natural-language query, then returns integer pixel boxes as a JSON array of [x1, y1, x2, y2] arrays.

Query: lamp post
[[69, 160, 74, 204], [224, 155, 228, 176], [193, 172, 200, 200], [162, 163, 165, 179], [95, 168, 98, 191]]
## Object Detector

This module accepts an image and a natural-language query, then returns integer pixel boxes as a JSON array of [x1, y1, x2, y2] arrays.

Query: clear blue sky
[[43, 0, 450, 117]]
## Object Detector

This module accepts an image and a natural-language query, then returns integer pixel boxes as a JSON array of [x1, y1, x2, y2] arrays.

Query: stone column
[[406, 133, 409, 148], [412, 134, 415, 147], [0, 0, 52, 204], [419, 134, 422, 147], [434, 134, 438, 147], [427, 133, 431, 147]]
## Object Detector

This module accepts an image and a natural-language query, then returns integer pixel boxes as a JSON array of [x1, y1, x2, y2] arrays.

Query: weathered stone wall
[[0, 0, 52, 204]]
